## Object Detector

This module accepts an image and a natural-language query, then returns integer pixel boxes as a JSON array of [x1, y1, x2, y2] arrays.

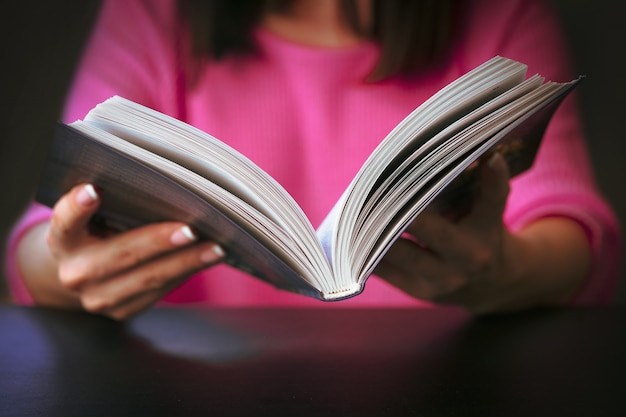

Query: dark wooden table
[[1, 304, 625, 416]]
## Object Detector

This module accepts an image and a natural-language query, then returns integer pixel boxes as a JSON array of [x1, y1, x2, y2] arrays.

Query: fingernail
[[170, 226, 197, 246], [201, 244, 225, 263], [76, 184, 98, 207]]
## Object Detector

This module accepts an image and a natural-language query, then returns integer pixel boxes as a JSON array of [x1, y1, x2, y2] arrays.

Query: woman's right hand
[[18, 184, 224, 320]]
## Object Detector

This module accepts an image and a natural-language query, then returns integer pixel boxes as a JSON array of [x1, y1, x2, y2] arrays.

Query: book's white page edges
[[87, 120, 279, 220], [318, 56, 528, 289], [82, 97, 350, 294], [349, 76, 547, 275], [70, 121, 333, 292], [355, 81, 574, 283], [87, 100, 305, 228], [85, 98, 327, 269]]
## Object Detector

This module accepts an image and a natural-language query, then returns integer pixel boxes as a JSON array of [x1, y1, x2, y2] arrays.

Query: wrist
[[509, 218, 590, 307], [17, 222, 82, 309]]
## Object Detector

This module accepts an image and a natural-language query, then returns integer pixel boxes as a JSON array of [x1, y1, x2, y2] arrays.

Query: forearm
[[507, 216, 591, 308], [16, 222, 82, 309]]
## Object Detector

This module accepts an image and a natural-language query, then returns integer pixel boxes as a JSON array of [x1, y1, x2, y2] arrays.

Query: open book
[[36, 56, 582, 301]]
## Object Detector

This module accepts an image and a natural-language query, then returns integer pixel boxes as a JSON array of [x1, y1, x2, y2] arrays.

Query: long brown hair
[[177, 0, 462, 81]]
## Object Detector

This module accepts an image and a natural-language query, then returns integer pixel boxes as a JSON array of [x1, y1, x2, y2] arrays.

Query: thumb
[[48, 183, 101, 253], [463, 152, 510, 231]]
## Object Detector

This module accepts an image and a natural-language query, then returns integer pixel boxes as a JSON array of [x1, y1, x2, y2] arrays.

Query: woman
[[6, 0, 621, 319]]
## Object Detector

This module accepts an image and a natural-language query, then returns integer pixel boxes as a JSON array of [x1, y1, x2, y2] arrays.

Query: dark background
[[1, 1, 624, 304]]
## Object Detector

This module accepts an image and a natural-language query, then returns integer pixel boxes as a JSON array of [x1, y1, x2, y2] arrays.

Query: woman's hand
[[375, 153, 590, 315], [18, 184, 224, 320]]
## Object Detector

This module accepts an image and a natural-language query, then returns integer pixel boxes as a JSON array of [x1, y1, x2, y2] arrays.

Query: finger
[[58, 223, 210, 289], [48, 184, 100, 253], [78, 241, 224, 317], [95, 277, 186, 321], [404, 211, 458, 250], [463, 152, 510, 232], [405, 211, 479, 266], [375, 238, 465, 300]]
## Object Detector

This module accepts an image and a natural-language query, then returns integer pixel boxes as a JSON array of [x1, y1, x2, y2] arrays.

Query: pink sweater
[[6, 0, 621, 307]]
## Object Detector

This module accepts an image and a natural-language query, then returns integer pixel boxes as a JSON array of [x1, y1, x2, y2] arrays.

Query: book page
[[37, 124, 332, 298], [82, 98, 338, 287], [318, 56, 529, 286], [354, 79, 581, 282]]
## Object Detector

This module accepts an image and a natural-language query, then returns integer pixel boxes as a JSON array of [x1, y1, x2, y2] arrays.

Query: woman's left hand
[[375, 152, 550, 315]]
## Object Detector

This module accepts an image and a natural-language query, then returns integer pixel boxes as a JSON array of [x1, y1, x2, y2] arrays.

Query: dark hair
[[177, 0, 461, 81]]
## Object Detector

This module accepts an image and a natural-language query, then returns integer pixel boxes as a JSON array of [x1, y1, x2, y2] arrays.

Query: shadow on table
[[1, 306, 624, 416]]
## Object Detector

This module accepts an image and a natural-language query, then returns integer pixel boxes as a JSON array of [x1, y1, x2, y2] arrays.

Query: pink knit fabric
[[5, 0, 621, 307]]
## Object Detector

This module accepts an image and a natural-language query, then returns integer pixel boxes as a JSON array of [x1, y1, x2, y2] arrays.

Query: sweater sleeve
[[4, 0, 186, 303], [4, 204, 52, 304], [461, 0, 622, 303]]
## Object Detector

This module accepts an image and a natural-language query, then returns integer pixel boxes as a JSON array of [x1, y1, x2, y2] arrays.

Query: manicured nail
[[201, 244, 225, 263], [76, 184, 98, 207], [170, 226, 197, 246]]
